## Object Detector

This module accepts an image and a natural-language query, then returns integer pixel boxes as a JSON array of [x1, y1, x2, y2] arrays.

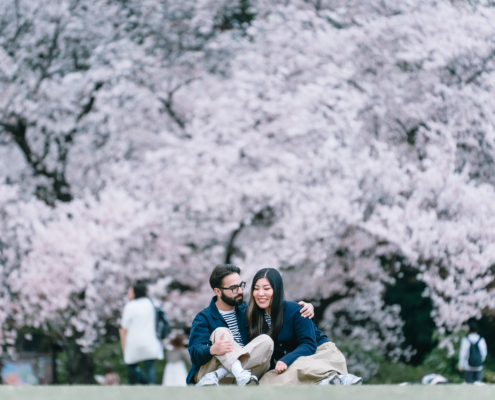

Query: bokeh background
[[1, 0, 495, 385]]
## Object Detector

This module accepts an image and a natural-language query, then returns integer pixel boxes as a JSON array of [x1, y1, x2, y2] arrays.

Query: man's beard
[[221, 291, 244, 307]]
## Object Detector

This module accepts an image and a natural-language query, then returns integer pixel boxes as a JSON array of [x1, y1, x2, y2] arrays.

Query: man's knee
[[256, 334, 274, 352], [211, 327, 233, 341]]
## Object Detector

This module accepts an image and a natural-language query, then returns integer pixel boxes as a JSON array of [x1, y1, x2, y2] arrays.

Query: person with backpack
[[119, 283, 166, 384], [458, 320, 487, 383]]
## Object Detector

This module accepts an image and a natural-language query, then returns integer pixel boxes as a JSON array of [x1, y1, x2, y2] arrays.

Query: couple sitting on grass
[[187, 264, 362, 386]]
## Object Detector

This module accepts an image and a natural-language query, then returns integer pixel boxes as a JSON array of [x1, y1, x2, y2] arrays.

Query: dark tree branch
[[69, 0, 82, 12], [396, 120, 429, 146], [308, 292, 350, 325], [0, 82, 105, 204], [307, 0, 322, 11], [0, 119, 72, 203], [0, 120, 33, 163], [35, 20, 63, 90], [225, 222, 245, 264], [158, 79, 196, 133], [465, 48, 495, 85], [77, 82, 104, 122], [161, 97, 185, 129], [8, 0, 25, 47], [347, 79, 366, 93]]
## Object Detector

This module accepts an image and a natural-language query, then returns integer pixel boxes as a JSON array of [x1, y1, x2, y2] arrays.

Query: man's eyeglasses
[[219, 281, 246, 294]]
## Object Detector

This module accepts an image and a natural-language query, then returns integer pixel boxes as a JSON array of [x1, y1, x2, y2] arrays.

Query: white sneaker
[[317, 375, 341, 385], [236, 370, 259, 386], [339, 374, 363, 385], [195, 371, 219, 386]]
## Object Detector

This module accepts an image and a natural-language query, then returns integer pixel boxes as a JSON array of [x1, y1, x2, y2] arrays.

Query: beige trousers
[[195, 327, 274, 384], [260, 342, 348, 386]]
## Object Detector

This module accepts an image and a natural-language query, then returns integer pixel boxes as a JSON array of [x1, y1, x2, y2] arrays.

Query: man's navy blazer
[[186, 296, 250, 384]]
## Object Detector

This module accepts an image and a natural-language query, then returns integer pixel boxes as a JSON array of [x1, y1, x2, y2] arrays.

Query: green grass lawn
[[0, 385, 494, 400]]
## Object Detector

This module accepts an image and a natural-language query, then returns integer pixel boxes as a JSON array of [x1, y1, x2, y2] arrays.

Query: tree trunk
[[63, 338, 96, 384]]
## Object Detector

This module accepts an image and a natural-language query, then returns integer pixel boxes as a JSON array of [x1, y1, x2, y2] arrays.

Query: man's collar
[[208, 296, 224, 320], [208, 295, 246, 319]]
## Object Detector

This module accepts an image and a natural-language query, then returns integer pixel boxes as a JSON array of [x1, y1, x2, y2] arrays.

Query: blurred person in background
[[162, 333, 190, 386], [119, 283, 164, 384], [459, 320, 487, 384], [94, 365, 120, 385]]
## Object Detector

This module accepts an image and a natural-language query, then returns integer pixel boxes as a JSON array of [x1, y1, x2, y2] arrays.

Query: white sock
[[230, 360, 245, 378], [214, 367, 229, 380]]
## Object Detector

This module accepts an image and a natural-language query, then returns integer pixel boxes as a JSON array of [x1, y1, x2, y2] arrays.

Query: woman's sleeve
[[279, 311, 317, 367]]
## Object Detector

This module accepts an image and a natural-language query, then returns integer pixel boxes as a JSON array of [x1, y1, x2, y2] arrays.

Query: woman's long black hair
[[247, 268, 285, 341]]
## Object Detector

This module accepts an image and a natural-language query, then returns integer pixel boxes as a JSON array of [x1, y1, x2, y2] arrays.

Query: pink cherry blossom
[[1, 0, 495, 377]]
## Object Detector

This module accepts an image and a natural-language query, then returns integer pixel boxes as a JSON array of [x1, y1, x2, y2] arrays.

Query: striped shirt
[[264, 311, 271, 328], [219, 309, 245, 347]]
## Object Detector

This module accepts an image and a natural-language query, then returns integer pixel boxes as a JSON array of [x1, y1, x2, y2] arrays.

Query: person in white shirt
[[458, 321, 487, 383], [119, 283, 164, 384]]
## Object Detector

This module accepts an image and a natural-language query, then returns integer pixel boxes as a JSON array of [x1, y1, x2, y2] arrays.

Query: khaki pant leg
[[321, 342, 347, 375], [195, 327, 244, 384], [239, 334, 274, 379], [195, 329, 274, 384], [260, 342, 347, 386]]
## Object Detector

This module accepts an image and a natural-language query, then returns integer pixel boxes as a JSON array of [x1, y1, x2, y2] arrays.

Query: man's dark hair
[[468, 320, 479, 333], [209, 264, 241, 289], [133, 283, 147, 299]]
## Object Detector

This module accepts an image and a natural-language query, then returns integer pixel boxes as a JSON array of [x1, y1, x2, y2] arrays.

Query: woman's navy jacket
[[269, 301, 329, 369], [186, 296, 250, 384]]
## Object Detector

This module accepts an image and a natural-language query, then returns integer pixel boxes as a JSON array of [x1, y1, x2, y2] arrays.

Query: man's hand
[[210, 332, 233, 356], [298, 301, 315, 319], [275, 361, 288, 374]]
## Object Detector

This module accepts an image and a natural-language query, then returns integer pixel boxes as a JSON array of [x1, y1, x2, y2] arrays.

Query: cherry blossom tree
[[2, 0, 495, 380]]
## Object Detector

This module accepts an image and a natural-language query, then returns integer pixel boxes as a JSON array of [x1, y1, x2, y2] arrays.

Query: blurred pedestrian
[[95, 365, 120, 385], [119, 283, 164, 384], [162, 333, 190, 386], [459, 320, 487, 383]]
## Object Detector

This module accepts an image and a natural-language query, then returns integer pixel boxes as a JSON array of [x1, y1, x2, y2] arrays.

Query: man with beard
[[187, 264, 314, 386]]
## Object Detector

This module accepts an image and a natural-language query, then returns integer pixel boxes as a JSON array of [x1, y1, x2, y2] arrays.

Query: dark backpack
[[149, 299, 171, 340], [468, 336, 483, 367]]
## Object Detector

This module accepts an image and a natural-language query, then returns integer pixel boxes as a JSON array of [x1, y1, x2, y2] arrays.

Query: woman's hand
[[298, 301, 315, 319], [275, 361, 288, 374]]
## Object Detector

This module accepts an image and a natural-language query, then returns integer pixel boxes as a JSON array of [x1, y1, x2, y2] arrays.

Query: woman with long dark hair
[[247, 268, 362, 385]]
